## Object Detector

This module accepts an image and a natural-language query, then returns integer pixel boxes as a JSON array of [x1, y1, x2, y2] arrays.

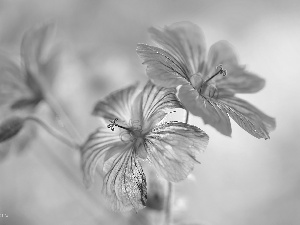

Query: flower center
[[107, 118, 146, 158], [203, 64, 227, 85], [198, 64, 227, 98], [107, 118, 143, 141]]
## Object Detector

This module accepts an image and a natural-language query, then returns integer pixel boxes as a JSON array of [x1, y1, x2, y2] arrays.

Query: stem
[[185, 111, 189, 124], [165, 181, 173, 225], [164, 111, 189, 225], [164, 110, 190, 225], [44, 93, 83, 143], [25, 116, 80, 150]]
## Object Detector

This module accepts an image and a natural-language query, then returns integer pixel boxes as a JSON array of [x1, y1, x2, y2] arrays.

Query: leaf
[[145, 122, 209, 182], [0, 117, 25, 143]]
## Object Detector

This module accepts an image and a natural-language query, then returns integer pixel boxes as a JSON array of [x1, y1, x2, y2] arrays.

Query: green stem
[[25, 116, 80, 150]]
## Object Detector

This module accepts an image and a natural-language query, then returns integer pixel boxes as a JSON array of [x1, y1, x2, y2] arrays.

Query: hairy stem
[[25, 116, 80, 149], [45, 93, 83, 144]]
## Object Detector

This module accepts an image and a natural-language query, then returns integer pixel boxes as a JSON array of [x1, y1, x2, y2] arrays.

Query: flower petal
[[136, 44, 190, 88], [21, 22, 55, 73], [149, 21, 206, 75], [0, 54, 32, 107], [218, 96, 276, 139], [103, 149, 147, 212], [206, 41, 238, 70], [92, 83, 139, 123], [81, 123, 126, 187], [133, 81, 184, 132], [207, 41, 265, 93], [217, 66, 265, 94], [178, 84, 232, 136], [144, 122, 209, 182], [21, 22, 58, 95]]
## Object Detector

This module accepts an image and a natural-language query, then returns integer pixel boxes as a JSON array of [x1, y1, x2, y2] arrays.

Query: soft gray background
[[0, 0, 299, 224]]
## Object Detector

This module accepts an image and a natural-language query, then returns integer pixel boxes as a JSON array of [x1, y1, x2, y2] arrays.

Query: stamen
[[107, 118, 131, 131], [203, 64, 227, 84]]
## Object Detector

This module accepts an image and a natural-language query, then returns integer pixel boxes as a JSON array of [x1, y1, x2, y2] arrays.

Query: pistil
[[203, 64, 227, 85], [107, 118, 131, 131]]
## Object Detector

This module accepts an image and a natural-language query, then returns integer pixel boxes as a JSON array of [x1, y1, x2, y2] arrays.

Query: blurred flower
[[0, 22, 59, 111], [81, 81, 209, 212], [0, 22, 60, 159], [0, 116, 25, 143], [137, 22, 276, 139]]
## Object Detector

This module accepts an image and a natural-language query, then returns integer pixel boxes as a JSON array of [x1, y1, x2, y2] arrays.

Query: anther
[[203, 64, 227, 84], [107, 118, 131, 131], [107, 118, 118, 131], [216, 64, 227, 76]]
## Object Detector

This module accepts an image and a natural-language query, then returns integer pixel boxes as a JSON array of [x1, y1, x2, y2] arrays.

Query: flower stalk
[[164, 110, 190, 225], [24, 116, 79, 149]]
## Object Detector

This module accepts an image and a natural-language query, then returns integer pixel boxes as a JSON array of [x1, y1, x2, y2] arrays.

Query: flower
[[81, 81, 209, 211], [0, 22, 58, 111], [136, 22, 276, 139], [0, 22, 59, 159]]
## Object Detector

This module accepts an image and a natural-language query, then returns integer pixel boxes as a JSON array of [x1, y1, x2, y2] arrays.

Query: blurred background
[[0, 0, 300, 224]]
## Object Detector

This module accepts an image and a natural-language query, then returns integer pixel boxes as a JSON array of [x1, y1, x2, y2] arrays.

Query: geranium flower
[[81, 81, 209, 211], [136, 22, 276, 139], [0, 22, 58, 111], [0, 22, 59, 158]]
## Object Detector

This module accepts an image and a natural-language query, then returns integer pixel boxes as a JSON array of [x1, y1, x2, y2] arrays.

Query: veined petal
[[136, 44, 190, 88], [81, 124, 127, 187], [178, 84, 232, 136], [133, 81, 184, 132], [103, 149, 147, 212], [218, 96, 276, 139], [149, 21, 206, 75], [144, 122, 209, 182], [207, 41, 265, 93], [206, 40, 239, 74], [216, 66, 266, 94], [93, 83, 139, 123]]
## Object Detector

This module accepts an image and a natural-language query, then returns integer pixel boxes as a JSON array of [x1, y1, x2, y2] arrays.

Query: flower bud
[[0, 117, 25, 143]]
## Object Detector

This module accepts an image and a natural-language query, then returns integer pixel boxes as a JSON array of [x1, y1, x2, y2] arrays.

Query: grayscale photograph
[[0, 0, 299, 225]]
